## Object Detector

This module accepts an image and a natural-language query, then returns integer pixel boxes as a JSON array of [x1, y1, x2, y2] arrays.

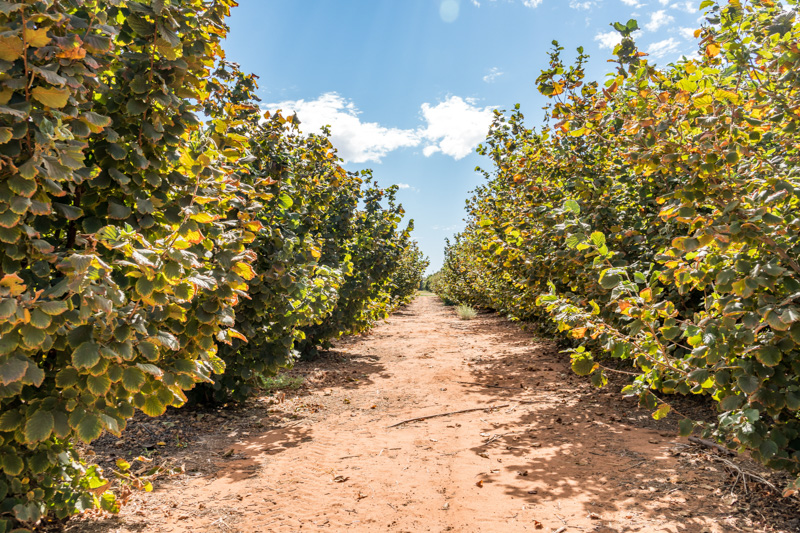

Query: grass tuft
[[259, 373, 304, 392], [456, 304, 478, 320]]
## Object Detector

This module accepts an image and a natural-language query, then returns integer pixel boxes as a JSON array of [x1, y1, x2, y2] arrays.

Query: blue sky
[[223, 0, 703, 272]]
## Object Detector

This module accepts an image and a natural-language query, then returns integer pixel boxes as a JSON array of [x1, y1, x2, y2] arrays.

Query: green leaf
[[737, 375, 760, 395], [86, 374, 112, 396], [137, 341, 159, 361], [20, 324, 46, 348], [107, 201, 131, 220], [766, 311, 789, 332], [29, 308, 51, 329], [141, 395, 166, 417], [53, 410, 70, 438], [135, 276, 154, 298], [660, 326, 682, 340], [278, 194, 293, 209], [24, 409, 54, 442], [0, 299, 17, 320], [571, 354, 596, 376], [563, 199, 580, 214], [55, 367, 79, 388], [678, 419, 695, 437], [786, 392, 800, 411], [121, 367, 146, 392], [759, 440, 778, 459], [590, 231, 606, 247], [76, 413, 104, 443], [0, 452, 23, 476], [0, 409, 23, 431], [40, 300, 68, 315], [755, 345, 782, 367], [0, 357, 28, 386], [73, 342, 101, 369], [598, 271, 621, 290]]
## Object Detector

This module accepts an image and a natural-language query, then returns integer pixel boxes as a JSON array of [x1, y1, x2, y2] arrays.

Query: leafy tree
[[433, 0, 800, 493]]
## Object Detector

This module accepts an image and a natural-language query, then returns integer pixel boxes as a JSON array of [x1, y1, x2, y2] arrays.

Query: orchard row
[[0, 0, 426, 529], [431, 0, 800, 495]]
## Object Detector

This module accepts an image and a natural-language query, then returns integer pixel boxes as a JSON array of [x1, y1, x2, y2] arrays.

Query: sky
[[222, 0, 704, 272]]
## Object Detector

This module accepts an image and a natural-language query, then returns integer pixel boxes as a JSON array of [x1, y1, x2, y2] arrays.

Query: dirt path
[[77, 294, 784, 532]]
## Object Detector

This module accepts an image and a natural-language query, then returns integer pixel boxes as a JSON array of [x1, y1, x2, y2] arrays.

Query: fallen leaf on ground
[[476, 480, 483, 488], [333, 475, 349, 483]]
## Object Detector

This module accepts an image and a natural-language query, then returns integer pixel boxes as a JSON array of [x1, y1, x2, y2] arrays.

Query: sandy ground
[[71, 294, 794, 533]]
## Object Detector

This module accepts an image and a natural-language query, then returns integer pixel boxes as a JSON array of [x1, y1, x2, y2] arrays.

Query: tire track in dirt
[[78, 294, 770, 533]]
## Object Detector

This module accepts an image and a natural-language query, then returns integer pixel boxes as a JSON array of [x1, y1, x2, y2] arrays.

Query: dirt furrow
[[74, 294, 784, 533]]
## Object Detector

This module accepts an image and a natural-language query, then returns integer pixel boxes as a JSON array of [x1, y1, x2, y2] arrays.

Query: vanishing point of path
[[83, 294, 752, 533]]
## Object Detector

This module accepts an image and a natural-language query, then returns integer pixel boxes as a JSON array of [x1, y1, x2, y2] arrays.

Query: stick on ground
[[387, 404, 510, 428], [689, 436, 736, 456]]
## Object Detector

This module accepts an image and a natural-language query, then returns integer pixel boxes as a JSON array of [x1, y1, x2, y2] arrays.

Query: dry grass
[[455, 304, 477, 320]]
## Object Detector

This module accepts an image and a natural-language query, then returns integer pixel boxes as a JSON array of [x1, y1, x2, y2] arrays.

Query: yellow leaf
[[0, 88, 13, 106], [0, 36, 23, 62], [693, 29, 702, 38], [551, 82, 564, 96], [171, 237, 191, 250], [0, 273, 26, 296], [56, 46, 86, 60], [182, 228, 204, 244], [32, 86, 70, 108], [640, 288, 652, 302], [190, 213, 219, 223], [228, 329, 247, 342], [23, 28, 50, 48], [232, 262, 256, 281], [705, 43, 720, 58], [571, 327, 587, 339]]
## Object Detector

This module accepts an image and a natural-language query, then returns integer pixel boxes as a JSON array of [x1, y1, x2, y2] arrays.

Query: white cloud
[[395, 183, 420, 193], [595, 30, 622, 49], [265, 93, 419, 164], [672, 1, 697, 13], [419, 96, 495, 160], [569, 0, 597, 9], [645, 9, 675, 31], [265, 93, 494, 163], [658, 0, 669, 4], [483, 67, 504, 83], [678, 26, 697, 40], [647, 37, 681, 58], [523, 0, 544, 7], [620, 0, 642, 6]]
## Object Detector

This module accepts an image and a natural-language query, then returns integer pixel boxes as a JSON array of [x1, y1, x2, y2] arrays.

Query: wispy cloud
[[396, 183, 420, 192], [569, 0, 598, 9], [645, 9, 675, 31], [671, 1, 698, 13], [647, 37, 681, 58], [523, 0, 544, 7], [620, 0, 642, 6], [483, 67, 504, 83], [265, 93, 494, 163]]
